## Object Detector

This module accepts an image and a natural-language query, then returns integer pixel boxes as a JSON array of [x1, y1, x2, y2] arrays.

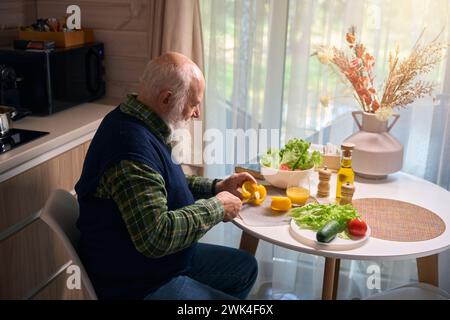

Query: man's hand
[[216, 191, 242, 222], [215, 173, 257, 199]]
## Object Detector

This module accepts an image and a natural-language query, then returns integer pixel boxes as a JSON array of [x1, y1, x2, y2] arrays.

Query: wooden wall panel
[[94, 30, 148, 58], [0, 219, 71, 299], [0, 141, 90, 232], [0, 0, 37, 28], [105, 56, 148, 83], [37, 0, 149, 32], [106, 81, 140, 100], [0, 0, 37, 48]]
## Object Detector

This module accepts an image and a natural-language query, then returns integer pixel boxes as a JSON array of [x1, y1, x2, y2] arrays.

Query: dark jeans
[[144, 243, 258, 300]]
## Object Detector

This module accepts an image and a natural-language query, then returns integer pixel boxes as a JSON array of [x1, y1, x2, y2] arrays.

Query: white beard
[[161, 103, 190, 143]]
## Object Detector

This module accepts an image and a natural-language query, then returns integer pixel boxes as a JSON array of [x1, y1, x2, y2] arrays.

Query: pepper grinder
[[317, 167, 332, 198], [340, 182, 355, 205]]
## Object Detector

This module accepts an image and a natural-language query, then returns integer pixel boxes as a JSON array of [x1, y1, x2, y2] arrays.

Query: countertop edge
[[0, 120, 100, 183]]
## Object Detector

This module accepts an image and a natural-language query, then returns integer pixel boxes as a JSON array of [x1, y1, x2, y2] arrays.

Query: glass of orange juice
[[286, 175, 311, 206]]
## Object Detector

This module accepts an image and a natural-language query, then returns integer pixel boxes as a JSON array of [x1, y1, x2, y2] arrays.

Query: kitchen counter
[[0, 101, 116, 183]]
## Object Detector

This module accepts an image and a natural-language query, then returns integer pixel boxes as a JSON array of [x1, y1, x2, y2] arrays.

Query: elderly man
[[75, 52, 258, 300]]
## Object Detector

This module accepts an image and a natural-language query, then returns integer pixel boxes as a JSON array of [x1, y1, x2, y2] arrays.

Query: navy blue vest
[[75, 107, 196, 299]]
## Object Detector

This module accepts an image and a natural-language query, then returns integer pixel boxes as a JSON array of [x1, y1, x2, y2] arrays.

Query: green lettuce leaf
[[260, 148, 280, 169], [291, 203, 360, 231], [261, 138, 322, 170]]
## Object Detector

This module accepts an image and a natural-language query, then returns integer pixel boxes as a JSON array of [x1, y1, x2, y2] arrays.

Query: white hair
[[139, 59, 201, 132]]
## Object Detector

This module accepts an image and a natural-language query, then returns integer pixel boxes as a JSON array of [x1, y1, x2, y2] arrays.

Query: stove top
[[0, 128, 49, 154]]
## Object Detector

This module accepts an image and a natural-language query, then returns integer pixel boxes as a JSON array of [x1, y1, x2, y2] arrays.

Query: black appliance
[[0, 128, 49, 154], [0, 42, 105, 116]]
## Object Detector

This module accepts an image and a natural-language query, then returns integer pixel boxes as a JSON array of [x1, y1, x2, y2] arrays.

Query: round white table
[[233, 171, 450, 300]]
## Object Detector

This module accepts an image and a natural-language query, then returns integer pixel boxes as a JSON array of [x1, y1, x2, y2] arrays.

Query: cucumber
[[316, 220, 342, 243]]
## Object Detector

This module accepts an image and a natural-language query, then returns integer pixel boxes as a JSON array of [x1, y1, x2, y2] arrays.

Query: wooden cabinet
[[0, 142, 90, 232], [0, 220, 71, 299], [0, 142, 90, 299]]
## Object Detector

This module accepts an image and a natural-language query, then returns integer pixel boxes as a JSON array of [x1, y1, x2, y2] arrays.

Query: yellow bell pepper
[[270, 196, 292, 212], [241, 182, 267, 206], [250, 185, 267, 205], [241, 181, 257, 199]]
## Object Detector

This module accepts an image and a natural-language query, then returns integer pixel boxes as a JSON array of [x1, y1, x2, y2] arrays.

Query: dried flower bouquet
[[313, 26, 448, 121]]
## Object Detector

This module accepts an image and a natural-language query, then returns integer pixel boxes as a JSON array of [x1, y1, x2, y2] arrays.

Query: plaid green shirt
[[94, 94, 224, 258]]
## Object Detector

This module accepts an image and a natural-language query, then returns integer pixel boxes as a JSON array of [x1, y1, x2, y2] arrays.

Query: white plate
[[289, 219, 371, 251]]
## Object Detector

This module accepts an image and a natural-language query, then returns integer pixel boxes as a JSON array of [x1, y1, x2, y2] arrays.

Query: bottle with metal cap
[[336, 143, 355, 200]]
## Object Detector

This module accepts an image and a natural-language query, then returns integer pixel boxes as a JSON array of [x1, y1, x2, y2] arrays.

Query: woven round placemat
[[352, 198, 446, 242]]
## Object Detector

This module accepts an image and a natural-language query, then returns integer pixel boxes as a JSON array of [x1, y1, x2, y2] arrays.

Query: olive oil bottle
[[336, 143, 355, 200]]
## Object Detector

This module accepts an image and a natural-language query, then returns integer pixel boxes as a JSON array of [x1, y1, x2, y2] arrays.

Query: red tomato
[[280, 164, 291, 171], [347, 218, 368, 237]]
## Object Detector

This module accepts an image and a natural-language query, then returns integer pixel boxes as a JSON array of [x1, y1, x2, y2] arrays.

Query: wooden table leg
[[239, 231, 260, 256], [417, 254, 439, 286], [322, 257, 340, 300], [332, 259, 341, 300]]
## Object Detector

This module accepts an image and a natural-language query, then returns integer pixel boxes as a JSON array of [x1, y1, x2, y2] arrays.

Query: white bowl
[[260, 163, 315, 189]]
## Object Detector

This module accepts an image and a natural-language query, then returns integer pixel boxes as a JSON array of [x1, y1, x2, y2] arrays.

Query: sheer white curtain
[[200, 0, 450, 299], [283, 0, 450, 188]]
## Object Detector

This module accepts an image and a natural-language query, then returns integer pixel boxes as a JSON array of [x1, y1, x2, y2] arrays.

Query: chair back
[[40, 189, 97, 300]]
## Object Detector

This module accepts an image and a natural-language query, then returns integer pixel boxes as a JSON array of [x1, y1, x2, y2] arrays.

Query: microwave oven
[[0, 42, 105, 115]]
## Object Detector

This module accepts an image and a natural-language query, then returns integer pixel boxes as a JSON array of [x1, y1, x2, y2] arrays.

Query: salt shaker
[[317, 167, 332, 198], [340, 182, 355, 205]]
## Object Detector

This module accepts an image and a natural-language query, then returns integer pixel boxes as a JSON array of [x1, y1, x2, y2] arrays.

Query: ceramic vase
[[344, 111, 403, 179]]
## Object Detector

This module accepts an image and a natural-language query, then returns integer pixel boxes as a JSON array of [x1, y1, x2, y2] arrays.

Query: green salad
[[260, 138, 322, 171], [291, 203, 361, 239]]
